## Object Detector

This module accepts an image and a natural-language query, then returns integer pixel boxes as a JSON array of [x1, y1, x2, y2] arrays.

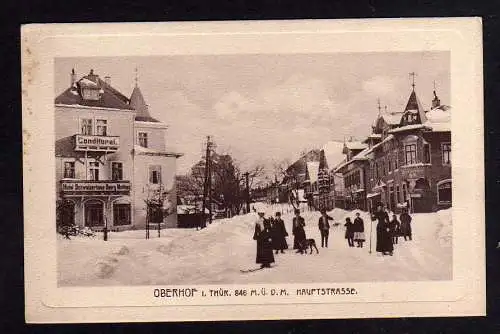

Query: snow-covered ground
[[57, 204, 452, 286]]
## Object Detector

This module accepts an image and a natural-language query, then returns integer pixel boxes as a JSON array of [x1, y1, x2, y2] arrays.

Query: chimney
[[70, 68, 76, 86], [104, 76, 111, 85]]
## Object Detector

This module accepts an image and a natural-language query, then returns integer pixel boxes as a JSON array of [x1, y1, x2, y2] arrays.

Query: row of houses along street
[[277, 77, 451, 214]]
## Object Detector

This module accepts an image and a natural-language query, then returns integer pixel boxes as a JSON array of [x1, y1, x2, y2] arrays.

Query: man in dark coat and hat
[[253, 211, 275, 268], [272, 212, 288, 254], [372, 204, 393, 256], [292, 208, 306, 253], [318, 208, 333, 248]]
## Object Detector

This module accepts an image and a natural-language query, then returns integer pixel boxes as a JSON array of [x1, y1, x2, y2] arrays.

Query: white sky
[[55, 52, 450, 176]]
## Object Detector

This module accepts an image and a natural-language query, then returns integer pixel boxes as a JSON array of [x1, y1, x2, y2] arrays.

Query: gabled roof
[[55, 71, 135, 111], [306, 161, 320, 184]]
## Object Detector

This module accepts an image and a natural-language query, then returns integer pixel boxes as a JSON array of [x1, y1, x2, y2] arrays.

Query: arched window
[[437, 179, 452, 204]]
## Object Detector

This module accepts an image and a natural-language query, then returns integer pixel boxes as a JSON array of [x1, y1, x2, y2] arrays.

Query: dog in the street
[[297, 238, 319, 254]]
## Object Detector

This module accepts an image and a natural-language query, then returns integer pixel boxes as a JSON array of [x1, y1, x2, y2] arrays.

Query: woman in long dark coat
[[253, 212, 275, 268], [292, 209, 306, 253], [344, 217, 355, 247], [272, 212, 288, 254], [399, 209, 413, 241], [373, 205, 393, 256]]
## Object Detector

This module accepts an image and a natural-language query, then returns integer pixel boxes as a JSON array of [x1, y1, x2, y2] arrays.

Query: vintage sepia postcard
[[22, 18, 484, 323]]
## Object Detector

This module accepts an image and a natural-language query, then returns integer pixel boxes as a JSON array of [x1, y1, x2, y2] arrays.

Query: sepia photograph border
[[22, 18, 484, 322]]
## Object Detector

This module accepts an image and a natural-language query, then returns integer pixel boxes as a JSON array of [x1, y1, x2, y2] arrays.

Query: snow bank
[[57, 205, 453, 286]]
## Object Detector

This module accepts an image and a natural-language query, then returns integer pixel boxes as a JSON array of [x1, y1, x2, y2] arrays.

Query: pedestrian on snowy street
[[292, 208, 306, 253], [372, 204, 394, 256], [353, 212, 365, 248], [318, 208, 333, 248], [399, 208, 413, 241], [344, 217, 355, 247], [272, 212, 288, 254], [390, 214, 401, 245], [253, 212, 275, 268]]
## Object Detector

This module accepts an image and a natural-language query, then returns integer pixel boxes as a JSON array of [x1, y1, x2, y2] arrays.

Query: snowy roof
[[424, 105, 451, 132], [306, 161, 320, 183], [133, 145, 183, 157], [364, 134, 395, 155], [321, 141, 345, 171], [55, 70, 135, 111], [388, 124, 427, 134], [334, 146, 370, 172], [344, 141, 367, 150], [380, 113, 403, 125]]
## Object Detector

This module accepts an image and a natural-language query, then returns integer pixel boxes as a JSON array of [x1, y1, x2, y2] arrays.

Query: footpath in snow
[[57, 205, 452, 286]]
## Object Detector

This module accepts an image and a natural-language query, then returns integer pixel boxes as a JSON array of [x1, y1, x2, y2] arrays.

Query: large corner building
[[55, 69, 182, 230]]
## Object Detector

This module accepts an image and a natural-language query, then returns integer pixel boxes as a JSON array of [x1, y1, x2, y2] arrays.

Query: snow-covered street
[[57, 205, 452, 286]]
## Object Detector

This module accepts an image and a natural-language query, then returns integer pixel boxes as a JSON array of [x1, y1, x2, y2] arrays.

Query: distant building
[[55, 69, 182, 231]]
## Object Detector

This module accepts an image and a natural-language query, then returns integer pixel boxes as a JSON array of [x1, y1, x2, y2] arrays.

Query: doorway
[[85, 200, 104, 227]]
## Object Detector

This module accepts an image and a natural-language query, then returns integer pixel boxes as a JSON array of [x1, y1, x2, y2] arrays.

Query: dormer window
[[82, 88, 101, 100]]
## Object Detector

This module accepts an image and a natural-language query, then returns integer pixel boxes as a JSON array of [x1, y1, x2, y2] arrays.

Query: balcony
[[60, 180, 131, 197], [74, 134, 120, 152]]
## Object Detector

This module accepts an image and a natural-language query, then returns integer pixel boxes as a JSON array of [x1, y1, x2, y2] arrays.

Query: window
[[402, 183, 407, 202], [63, 161, 75, 179], [138, 132, 148, 148], [423, 143, 431, 164], [405, 144, 417, 165], [437, 180, 452, 204], [111, 162, 123, 180], [388, 156, 392, 172], [149, 165, 162, 184], [96, 119, 107, 136], [89, 161, 99, 181], [442, 143, 451, 165], [394, 150, 399, 169], [396, 185, 400, 203], [81, 118, 93, 135], [113, 204, 131, 226]]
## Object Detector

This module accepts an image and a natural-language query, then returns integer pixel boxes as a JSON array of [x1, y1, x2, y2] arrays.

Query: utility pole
[[202, 136, 213, 228], [243, 171, 250, 213]]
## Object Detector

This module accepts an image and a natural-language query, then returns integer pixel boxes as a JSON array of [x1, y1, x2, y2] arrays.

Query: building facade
[[336, 85, 451, 213], [55, 69, 182, 231]]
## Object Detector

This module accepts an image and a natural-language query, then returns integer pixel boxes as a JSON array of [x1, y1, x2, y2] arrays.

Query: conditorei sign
[[74, 134, 120, 151], [61, 180, 131, 196]]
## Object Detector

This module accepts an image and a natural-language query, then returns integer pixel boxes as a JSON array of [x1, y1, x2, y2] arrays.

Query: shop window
[[96, 119, 107, 136], [81, 118, 93, 135], [113, 203, 131, 226], [111, 162, 123, 180], [63, 161, 75, 179], [149, 165, 162, 184], [437, 180, 452, 204], [89, 161, 99, 181], [442, 143, 451, 165], [138, 132, 148, 148], [405, 144, 417, 165]]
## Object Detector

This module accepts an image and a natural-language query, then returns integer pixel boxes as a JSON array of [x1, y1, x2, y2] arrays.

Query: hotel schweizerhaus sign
[[60, 180, 131, 196]]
